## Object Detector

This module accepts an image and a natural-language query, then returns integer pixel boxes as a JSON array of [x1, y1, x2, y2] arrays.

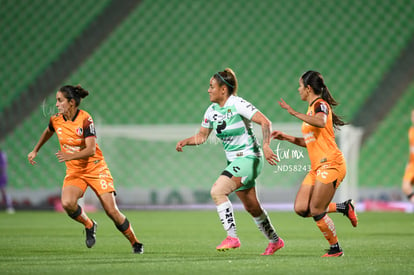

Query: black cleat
[[322, 246, 344, 257], [132, 242, 144, 254], [85, 220, 97, 248]]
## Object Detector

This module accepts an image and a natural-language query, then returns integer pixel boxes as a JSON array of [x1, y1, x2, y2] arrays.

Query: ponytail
[[214, 68, 238, 96], [301, 71, 346, 129]]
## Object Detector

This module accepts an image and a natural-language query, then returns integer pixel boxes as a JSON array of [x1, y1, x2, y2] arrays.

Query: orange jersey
[[302, 98, 344, 170], [408, 127, 414, 164], [49, 109, 104, 172]]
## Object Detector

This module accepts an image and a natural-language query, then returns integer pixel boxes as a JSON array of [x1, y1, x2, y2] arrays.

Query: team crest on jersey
[[76, 127, 83, 136]]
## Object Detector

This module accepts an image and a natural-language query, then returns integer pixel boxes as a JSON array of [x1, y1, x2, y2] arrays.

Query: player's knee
[[308, 204, 326, 217], [61, 198, 77, 213], [210, 187, 226, 205], [294, 205, 309, 217]]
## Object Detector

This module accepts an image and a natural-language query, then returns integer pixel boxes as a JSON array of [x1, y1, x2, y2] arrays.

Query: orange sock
[[123, 226, 139, 245], [314, 213, 338, 245], [68, 205, 93, 228], [327, 202, 337, 213], [116, 218, 139, 245]]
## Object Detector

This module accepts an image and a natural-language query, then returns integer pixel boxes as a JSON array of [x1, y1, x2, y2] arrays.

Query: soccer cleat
[[344, 199, 358, 227], [261, 237, 285, 255], [132, 242, 144, 254], [322, 246, 344, 257], [216, 236, 241, 251], [85, 220, 97, 248]]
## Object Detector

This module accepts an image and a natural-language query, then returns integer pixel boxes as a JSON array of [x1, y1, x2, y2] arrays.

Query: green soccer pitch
[[0, 210, 413, 274]]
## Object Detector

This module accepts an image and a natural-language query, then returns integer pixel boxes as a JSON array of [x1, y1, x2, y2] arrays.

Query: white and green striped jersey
[[201, 95, 262, 162]]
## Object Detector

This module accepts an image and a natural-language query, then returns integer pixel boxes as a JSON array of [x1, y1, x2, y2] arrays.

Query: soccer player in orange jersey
[[402, 110, 414, 204], [271, 71, 357, 257], [28, 85, 143, 254]]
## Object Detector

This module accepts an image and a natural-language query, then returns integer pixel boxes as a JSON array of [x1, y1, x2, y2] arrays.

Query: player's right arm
[[28, 127, 55, 165], [176, 127, 212, 152], [271, 130, 306, 147]]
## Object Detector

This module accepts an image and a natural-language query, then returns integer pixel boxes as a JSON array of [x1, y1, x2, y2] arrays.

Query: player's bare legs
[[61, 185, 96, 247], [99, 192, 143, 253], [211, 175, 240, 250], [210, 175, 239, 206], [402, 179, 414, 203], [296, 185, 357, 227], [61, 185, 93, 227], [237, 187, 284, 255], [294, 184, 313, 217], [236, 187, 262, 217], [309, 181, 335, 216], [311, 181, 343, 257]]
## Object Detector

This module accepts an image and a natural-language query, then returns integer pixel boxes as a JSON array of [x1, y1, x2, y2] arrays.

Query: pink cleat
[[261, 238, 285, 255], [216, 236, 241, 251]]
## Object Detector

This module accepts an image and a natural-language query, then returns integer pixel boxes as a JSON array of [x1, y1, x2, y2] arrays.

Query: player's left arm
[[251, 111, 279, 166], [278, 98, 327, 128], [294, 112, 327, 128]]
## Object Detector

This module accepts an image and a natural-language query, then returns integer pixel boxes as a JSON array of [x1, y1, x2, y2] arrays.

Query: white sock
[[253, 210, 279, 243], [216, 201, 237, 238]]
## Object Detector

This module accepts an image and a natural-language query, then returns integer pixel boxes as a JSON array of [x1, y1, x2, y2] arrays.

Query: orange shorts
[[403, 163, 414, 183], [63, 160, 115, 196], [302, 160, 346, 188]]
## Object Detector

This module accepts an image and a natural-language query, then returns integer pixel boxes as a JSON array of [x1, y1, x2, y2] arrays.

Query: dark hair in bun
[[59, 85, 89, 106]]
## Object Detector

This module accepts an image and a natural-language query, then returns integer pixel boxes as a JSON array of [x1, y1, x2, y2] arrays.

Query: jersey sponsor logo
[[222, 207, 236, 230], [89, 123, 96, 135], [222, 136, 234, 142], [212, 113, 225, 121], [212, 110, 233, 122], [57, 127, 62, 135], [62, 144, 82, 153], [216, 121, 227, 134], [303, 131, 315, 144], [319, 102, 328, 114]]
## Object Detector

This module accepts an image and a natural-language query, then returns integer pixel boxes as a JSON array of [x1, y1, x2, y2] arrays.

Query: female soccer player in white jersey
[[176, 68, 284, 255]]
